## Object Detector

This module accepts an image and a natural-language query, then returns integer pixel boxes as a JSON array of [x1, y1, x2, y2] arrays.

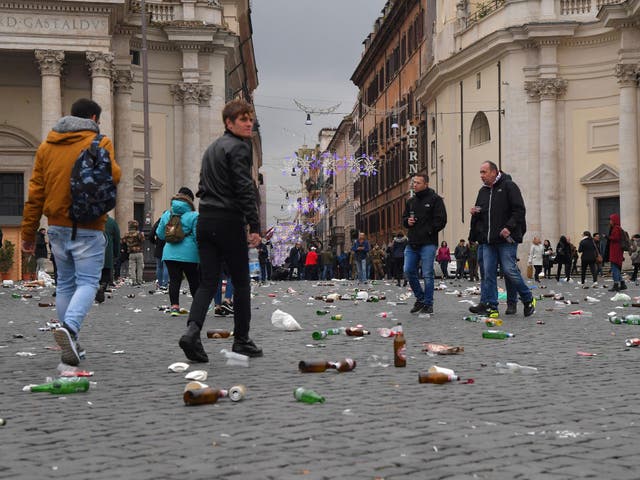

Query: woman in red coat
[[604, 213, 626, 291], [304, 246, 319, 280]]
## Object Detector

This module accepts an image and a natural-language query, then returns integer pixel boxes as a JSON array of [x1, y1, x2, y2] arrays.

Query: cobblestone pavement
[[1, 275, 640, 480]]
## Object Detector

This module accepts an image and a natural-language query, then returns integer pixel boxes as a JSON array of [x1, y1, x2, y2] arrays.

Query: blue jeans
[[214, 275, 234, 305], [155, 259, 168, 287], [480, 243, 532, 308], [479, 246, 517, 305], [322, 265, 333, 280], [355, 258, 367, 282], [260, 263, 268, 282], [611, 262, 622, 283], [403, 244, 436, 306], [47, 226, 105, 336]]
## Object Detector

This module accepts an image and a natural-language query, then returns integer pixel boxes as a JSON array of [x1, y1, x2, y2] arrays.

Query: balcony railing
[[129, 1, 177, 23], [560, 0, 624, 15], [465, 0, 506, 28]]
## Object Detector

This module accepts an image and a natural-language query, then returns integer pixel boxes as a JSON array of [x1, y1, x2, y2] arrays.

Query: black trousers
[[556, 261, 572, 281], [581, 261, 598, 284], [165, 260, 199, 306], [187, 217, 252, 340], [533, 265, 542, 282]]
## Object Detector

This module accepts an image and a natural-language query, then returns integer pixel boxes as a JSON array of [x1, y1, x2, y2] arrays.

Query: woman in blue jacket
[[156, 187, 200, 316]]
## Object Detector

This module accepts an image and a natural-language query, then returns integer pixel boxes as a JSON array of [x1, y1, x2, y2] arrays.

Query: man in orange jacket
[[21, 98, 121, 366]]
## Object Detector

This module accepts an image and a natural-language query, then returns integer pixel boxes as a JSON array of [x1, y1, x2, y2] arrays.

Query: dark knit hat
[[178, 187, 194, 201]]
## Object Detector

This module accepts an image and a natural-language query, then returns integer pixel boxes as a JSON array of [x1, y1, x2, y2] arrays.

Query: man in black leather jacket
[[179, 99, 262, 362], [401, 174, 447, 315], [468, 161, 535, 318]]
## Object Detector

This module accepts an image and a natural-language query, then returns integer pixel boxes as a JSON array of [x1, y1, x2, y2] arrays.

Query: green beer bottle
[[609, 316, 624, 324], [331, 314, 343, 321], [624, 315, 640, 325], [481, 330, 515, 339], [293, 387, 325, 404], [30, 377, 90, 394], [316, 310, 329, 316], [463, 315, 482, 322]]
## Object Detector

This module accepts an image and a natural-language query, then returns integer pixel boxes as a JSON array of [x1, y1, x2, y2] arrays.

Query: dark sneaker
[[232, 339, 263, 357], [53, 326, 80, 366], [213, 306, 228, 317], [410, 301, 425, 314], [620, 281, 628, 291], [523, 298, 536, 317], [220, 302, 234, 315], [95, 286, 105, 304], [178, 334, 209, 363], [420, 304, 433, 314], [505, 303, 517, 315], [76, 342, 86, 360], [469, 302, 490, 314]]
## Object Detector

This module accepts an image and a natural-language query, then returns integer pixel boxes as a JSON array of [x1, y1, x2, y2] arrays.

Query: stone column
[[616, 63, 639, 235], [114, 69, 135, 230], [86, 51, 115, 139], [171, 82, 202, 192], [535, 78, 567, 243], [35, 50, 65, 139], [199, 85, 213, 160], [524, 80, 541, 241]]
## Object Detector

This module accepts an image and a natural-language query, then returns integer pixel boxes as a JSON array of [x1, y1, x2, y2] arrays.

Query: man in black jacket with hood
[[401, 174, 447, 315], [179, 99, 262, 362], [469, 161, 535, 317]]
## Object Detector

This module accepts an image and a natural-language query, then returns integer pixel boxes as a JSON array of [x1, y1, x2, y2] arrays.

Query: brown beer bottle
[[418, 372, 459, 384], [206, 329, 232, 338], [393, 322, 406, 367], [298, 360, 332, 373], [344, 327, 370, 337], [333, 358, 357, 372], [183, 387, 222, 406]]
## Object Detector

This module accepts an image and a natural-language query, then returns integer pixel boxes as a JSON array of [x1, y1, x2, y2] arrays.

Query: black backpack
[[621, 229, 632, 252], [69, 134, 116, 239]]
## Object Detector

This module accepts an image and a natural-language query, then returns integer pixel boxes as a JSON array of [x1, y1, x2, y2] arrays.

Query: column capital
[[528, 78, 567, 100], [35, 50, 65, 76], [114, 69, 135, 94], [171, 82, 206, 105], [524, 80, 540, 100], [199, 85, 213, 106], [86, 51, 115, 78], [615, 63, 639, 87]]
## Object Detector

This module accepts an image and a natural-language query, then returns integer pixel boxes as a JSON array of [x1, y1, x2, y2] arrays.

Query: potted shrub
[[0, 240, 15, 279], [21, 251, 37, 281]]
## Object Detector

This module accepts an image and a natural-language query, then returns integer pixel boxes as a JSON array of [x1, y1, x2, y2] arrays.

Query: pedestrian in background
[[35, 227, 48, 273], [569, 237, 579, 275], [180, 99, 262, 362], [116, 238, 128, 281], [402, 174, 447, 315], [392, 232, 408, 286], [630, 234, 640, 284], [320, 247, 335, 280], [528, 236, 544, 283], [149, 217, 169, 290], [351, 232, 370, 284], [578, 231, 599, 286], [21, 98, 120, 366], [454, 239, 468, 279], [95, 214, 120, 303], [555, 235, 572, 282], [604, 213, 626, 291], [258, 238, 272, 282], [213, 267, 234, 317], [156, 187, 200, 317], [542, 239, 554, 278], [436, 241, 451, 279], [593, 233, 603, 277], [288, 242, 303, 280], [469, 162, 535, 318], [304, 246, 319, 280], [467, 240, 479, 282], [123, 220, 145, 285], [371, 244, 385, 280]]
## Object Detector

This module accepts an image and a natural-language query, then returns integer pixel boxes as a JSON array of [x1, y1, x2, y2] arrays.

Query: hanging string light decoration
[[282, 152, 377, 177], [268, 222, 318, 266]]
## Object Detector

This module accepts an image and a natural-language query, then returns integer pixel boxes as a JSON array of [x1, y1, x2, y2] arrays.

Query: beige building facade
[[415, 0, 640, 259], [0, 0, 262, 278]]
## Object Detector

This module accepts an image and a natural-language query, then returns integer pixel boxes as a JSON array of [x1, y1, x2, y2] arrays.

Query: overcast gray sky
[[251, 0, 387, 227]]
